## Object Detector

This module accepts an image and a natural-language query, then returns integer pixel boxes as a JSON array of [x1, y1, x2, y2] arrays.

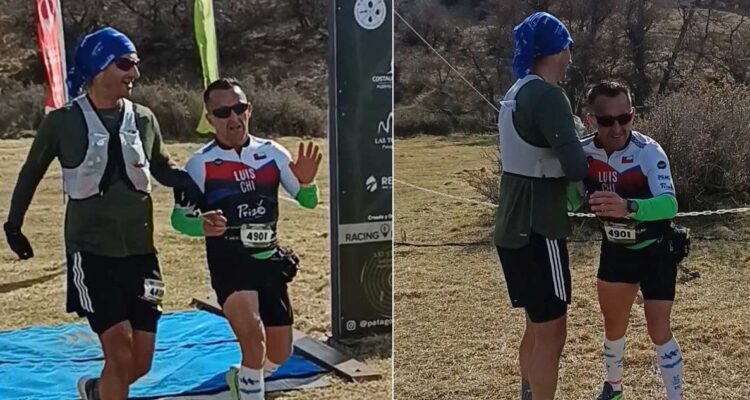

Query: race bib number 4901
[[604, 223, 636, 244], [240, 224, 274, 248]]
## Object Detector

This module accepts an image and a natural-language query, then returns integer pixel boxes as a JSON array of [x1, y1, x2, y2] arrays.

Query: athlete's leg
[[519, 315, 534, 399], [127, 254, 162, 384], [597, 280, 638, 394], [129, 331, 156, 383], [223, 290, 265, 399], [98, 321, 136, 400], [527, 313, 567, 400], [645, 300, 673, 345], [598, 281, 638, 340], [264, 325, 293, 377], [645, 300, 683, 400]]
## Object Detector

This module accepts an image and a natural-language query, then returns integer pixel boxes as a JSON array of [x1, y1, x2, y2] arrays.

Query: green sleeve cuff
[[633, 195, 678, 221], [566, 182, 585, 212], [170, 207, 204, 237], [295, 183, 319, 209]]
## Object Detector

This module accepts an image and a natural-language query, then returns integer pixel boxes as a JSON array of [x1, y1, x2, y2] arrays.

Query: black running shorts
[[598, 238, 678, 301], [496, 231, 571, 323], [208, 247, 294, 327], [66, 252, 163, 335]]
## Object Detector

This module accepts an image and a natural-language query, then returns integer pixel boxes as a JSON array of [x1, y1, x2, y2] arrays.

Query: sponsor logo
[[354, 0, 387, 30], [239, 376, 256, 386], [253, 152, 266, 160], [366, 176, 378, 192], [621, 155, 634, 164], [212, 158, 223, 165], [657, 160, 667, 169], [38, 0, 58, 32], [237, 200, 266, 219], [365, 175, 392, 192], [657, 174, 671, 181], [339, 221, 393, 244], [371, 59, 393, 91], [374, 111, 393, 149]]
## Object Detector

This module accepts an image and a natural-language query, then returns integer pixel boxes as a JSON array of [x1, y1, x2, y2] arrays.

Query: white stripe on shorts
[[73, 252, 94, 313], [546, 239, 566, 301]]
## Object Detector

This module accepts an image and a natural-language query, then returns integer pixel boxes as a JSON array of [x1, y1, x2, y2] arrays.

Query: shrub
[[249, 87, 326, 137], [638, 80, 750, 208], [394, 105, 453, 136], [131, 82, 204, 140], [0, 82, 46, 138]]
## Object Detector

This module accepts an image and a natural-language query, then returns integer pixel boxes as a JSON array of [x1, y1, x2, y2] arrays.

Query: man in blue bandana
[[3, 27, 192, 400], [493, 11, 588, 400]]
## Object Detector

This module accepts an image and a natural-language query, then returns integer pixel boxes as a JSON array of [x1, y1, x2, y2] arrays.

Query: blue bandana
[[511, 12, 573, 79], [66, 27, 137, 98]]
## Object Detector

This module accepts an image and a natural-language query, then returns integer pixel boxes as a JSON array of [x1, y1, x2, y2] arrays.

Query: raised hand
[[290, 141, 322, 185]]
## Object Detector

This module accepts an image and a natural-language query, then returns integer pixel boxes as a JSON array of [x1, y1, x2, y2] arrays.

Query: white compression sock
[[238, 366, 264, 400], [603, 336, 626, 391], [263, 359, 281, 378], [655, 336, 684, 400]]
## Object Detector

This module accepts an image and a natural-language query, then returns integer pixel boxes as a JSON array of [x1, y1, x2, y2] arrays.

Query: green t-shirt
[[494, 78, 584, 248], [7, 99, 187, 257]]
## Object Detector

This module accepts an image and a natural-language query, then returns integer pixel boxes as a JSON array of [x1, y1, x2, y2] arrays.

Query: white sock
[[238, 366, 264, 400], [263, 359, 281, 378], [655, 336, 684, 400], [603, 336, 625, 391]]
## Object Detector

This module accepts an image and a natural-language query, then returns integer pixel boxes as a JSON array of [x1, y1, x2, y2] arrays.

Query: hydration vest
[[498, 74, 566, 178], [62, 96, 152, 199]]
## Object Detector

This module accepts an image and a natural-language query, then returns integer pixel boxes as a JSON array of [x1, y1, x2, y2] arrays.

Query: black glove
[[3, 222, 33, 260], [173, 181, 203, 216]]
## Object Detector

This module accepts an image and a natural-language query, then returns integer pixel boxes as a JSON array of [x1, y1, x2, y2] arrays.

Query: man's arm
[[170, 184, 205, 236], [277, 143, 319, 209], [170, 157, 207, 237], [4, 113, 61, 259], [6, 113, 61, 228], [535, 87, 588, 181], [566, 181, 586, 212], [634, 142, 678, 221], [632, 195, 678, 221], [146, 113, 194, 188]]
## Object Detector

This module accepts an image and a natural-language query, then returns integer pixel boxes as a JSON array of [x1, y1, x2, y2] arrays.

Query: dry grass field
[[0, 137, 391, 400], [394, 135, 750, 399]]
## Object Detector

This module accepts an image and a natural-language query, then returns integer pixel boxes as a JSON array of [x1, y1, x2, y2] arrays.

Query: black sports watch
[[626, 199, 638, 218]]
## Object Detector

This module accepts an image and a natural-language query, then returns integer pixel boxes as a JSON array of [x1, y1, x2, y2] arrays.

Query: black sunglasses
[[594, 109, 634, 127], [114, 58, 140, 72], [211, 102, 250, 119]]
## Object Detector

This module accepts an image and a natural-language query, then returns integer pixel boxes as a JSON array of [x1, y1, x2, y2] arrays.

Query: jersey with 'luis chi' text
[[581, 130, 675, 200], [183, 136, 301, 252]]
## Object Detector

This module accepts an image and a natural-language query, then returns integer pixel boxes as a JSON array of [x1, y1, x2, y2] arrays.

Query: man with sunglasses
[[170, 78, 321, 400], [494, 11, 588, 400], [573, 81, 684, 400], [3, 27, 192, 400]]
